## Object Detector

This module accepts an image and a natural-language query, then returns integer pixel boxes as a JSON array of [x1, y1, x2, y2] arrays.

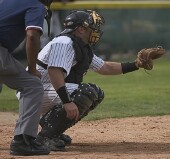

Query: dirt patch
[[1, 112, 170, 159]]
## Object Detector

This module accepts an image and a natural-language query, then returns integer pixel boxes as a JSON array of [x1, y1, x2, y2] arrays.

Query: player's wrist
[[121, 62, 139, 74], [57, 86, 72, 104]]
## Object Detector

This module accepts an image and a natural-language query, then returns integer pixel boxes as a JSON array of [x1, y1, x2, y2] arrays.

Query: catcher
[[18, 10, 165, 151]]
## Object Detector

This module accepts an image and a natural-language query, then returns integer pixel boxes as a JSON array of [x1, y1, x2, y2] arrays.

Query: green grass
[[83, 57, 170, 120], [0, 86, 18, 112], [0, 57, 170, 120]]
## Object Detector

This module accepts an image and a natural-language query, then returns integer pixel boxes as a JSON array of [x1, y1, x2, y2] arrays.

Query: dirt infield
[[1, 112, 170, 159]]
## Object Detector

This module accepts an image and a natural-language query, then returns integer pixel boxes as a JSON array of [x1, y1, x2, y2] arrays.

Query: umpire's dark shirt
[[0, 0, 46, 53]]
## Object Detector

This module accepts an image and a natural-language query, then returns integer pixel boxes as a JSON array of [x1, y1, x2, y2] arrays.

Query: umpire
[[0, 0, 54, 156]]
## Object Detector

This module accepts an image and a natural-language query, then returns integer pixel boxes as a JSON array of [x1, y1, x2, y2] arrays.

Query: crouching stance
[[35, 9, 163, 151], [38, 83, 104, 150], [35, 9, 107, 151]]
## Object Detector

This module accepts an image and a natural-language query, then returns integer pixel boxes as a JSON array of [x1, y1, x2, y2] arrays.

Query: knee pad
[[39, 83, 99, 138], [71, 83, 99, 117], [39, 104, 74, 138], [80, 83, 105, 119]]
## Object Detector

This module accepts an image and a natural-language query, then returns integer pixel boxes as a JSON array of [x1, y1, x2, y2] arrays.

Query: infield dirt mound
[[1, 112, 170, 159]]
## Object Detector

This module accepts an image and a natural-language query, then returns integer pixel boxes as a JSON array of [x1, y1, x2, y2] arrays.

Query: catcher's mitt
[[135, 47, 165, 70]]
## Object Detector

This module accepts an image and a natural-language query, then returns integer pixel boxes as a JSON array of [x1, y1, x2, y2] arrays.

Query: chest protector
[[61, 34, 94, 84]]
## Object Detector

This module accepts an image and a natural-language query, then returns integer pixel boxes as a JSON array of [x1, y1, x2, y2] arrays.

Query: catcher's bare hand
[[135, 46, 165, 70], [64, 102, 79, 121]]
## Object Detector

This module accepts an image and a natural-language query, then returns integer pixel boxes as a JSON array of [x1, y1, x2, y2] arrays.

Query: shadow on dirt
[[68, 142, 170, 155]]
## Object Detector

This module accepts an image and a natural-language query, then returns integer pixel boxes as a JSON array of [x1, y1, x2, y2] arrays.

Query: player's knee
[[71, 83, 98, 115], [88, 83, 104, 110], [75, 83, 104, 120]]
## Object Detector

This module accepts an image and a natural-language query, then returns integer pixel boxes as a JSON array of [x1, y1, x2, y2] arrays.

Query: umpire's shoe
[[10, 134, 50, 156]]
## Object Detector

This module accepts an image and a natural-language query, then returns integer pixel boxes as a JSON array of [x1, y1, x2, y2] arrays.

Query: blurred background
[[13, 0, 170, 61]]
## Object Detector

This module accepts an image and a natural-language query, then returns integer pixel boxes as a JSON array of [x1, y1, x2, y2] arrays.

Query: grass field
[[0, 57, 169, 120]]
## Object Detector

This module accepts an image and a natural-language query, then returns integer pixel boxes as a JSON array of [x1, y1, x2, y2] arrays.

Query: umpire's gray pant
[[0, 46, 44, 138]]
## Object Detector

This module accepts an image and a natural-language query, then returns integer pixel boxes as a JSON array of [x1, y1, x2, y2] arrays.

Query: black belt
[[36, 59, 48, 70]]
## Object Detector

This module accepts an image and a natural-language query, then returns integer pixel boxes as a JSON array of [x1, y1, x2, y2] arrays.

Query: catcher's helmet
[[61, 10, 105, 45]]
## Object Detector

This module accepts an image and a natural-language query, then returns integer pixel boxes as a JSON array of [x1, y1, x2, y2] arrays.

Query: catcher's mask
[[61, 10, 105, 46], [39, 0, 53, 37]]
